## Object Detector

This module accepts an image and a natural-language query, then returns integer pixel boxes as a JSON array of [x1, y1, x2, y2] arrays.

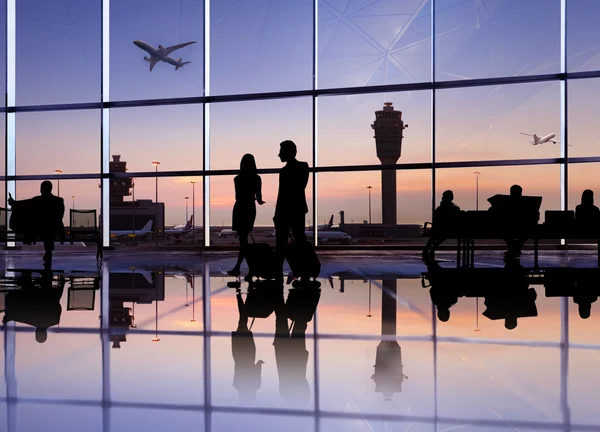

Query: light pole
[[190, 180, 196, 244], [55, 169, 63, 197], [152, 161, 160, 246], [367, 186, 373, 224], [367, 185, 373, 239], [474, 171, 481, 211], [474, 297, 481, 332], [71, 196, 75, 210], [185, 196, 189, 222]]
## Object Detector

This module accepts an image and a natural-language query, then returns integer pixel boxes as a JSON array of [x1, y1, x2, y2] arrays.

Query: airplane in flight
[[519, 132, 559, 145], [165, 216, 193, 236], [133, 40, 196, 71], [110, 220, 153, 238]]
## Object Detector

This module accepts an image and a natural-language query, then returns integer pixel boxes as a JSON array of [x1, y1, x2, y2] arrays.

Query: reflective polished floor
[[1, 250, 600, 431]]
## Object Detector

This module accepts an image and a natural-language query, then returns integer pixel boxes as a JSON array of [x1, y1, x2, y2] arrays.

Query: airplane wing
[[149, 57, 158, 72], [165, 41, 197, 55]]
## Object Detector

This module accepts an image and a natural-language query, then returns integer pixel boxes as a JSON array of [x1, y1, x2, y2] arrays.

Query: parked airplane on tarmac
[[111, 220, 153, 238], [133, 40, 196, 71], [165, 216, 193, 236], [305, 230, 355, 245]]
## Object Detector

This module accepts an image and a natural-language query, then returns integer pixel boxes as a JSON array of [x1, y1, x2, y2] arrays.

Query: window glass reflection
[[211, 0, 313, 95], [318, 0, 431, 89], [435, 0, 560, 81]]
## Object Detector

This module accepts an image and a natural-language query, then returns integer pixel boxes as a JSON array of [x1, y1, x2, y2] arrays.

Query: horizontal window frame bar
[[1, 396, 594, 430], [3, 70, 600, 113], [3, 156, 600, 181]]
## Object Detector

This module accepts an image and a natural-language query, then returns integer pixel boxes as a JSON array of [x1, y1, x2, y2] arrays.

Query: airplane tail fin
[[175, 59, 191, 70], [140, 220, 153, 233], [328, 215, 334, 226], [533, 134, 539, 143], [185, 215, 194, 230]]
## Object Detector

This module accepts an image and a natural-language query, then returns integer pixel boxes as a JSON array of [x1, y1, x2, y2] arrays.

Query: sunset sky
[[5, 0, 600, 225]]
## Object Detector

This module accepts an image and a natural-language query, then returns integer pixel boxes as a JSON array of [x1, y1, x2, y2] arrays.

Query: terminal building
[[109, 155, 165, 233]]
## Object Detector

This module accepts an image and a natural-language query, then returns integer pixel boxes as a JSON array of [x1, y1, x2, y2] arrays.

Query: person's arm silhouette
[[256, 175, 265, 205]]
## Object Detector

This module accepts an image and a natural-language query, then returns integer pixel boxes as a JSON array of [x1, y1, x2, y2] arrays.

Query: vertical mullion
[[431, 0, 436, 221], [312, 0, 318, 247], [560, 0, 568, 213], [6, 0, 15, 248], [101, 0, 110, 248], [203, 0, 210, 247]]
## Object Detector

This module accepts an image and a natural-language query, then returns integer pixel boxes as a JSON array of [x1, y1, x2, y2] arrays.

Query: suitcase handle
[[249, 232, 256, 244]]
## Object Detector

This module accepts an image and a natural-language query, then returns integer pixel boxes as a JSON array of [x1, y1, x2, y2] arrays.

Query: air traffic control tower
[[372, 102, 407, 225]]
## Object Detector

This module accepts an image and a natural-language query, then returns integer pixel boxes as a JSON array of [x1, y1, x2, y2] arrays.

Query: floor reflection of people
[[2, 269, 64, 343], [273, 280, 321, 405], [426, 261, 459, 322], [231, 289, 264, 403], [483, 259, 537, 329]]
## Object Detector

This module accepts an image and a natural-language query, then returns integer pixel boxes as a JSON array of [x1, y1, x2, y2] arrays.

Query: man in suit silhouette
[[8, 181, 65, 266], [274, 140, 309, 268]]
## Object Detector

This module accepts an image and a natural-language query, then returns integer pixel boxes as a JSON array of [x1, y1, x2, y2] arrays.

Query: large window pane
[[16, 0, 101, 105], [210, 98, 312, 171], [318, 169, 430, 244], [319, 91, 430, 166], [436, 82, 560, 162], [211, 0, 313, 95], [16, 110, 100, 175], [435, 0, 560, 81], [567, 0, 600, 73], [110, 105, 203, 172], [318, 0, 431, 89], [110, 0, 203, 102], [435, 164, 561, 223], [109, 175, 203, 247], [210, 173, 312, 246], [568, 78, 600, 158]]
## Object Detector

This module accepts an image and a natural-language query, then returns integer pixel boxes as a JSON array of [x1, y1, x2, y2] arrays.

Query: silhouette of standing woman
[[228, 154, 265, 277]]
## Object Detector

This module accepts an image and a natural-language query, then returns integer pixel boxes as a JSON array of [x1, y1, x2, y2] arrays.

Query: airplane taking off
[[133, 40, 196, 71], [519, 132, 558, 145], [111, 220, 153, 238]]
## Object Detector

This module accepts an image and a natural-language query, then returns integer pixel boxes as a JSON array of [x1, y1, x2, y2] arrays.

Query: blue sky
[[7, 0, 600, 225]]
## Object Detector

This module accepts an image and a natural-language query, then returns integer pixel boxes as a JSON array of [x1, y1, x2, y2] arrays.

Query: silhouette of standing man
[[274, 140, 309, 269], [8, 181, 65, 266]]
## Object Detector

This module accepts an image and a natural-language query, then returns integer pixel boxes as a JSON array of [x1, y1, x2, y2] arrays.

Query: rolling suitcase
[[286, 236, 321, 280], [244, 233, 280, 280]]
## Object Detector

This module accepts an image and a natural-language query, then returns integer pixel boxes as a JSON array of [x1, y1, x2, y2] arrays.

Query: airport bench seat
[[423, 210, 600, 267], [0, 208, 102, 263]]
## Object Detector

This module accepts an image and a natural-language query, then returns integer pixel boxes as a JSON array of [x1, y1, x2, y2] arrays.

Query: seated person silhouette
[[2, 269, 63, 343], [488, 184, 540, 258], [575, 189, 600, 237], [423, 190, 461, 261], [573, 277, 598, 319], [482, 260, 537, 329], [424, 260, 460, 321], [231, 290, 264, 404], [8, 181, 65, 266], [273, 280, 321, 405]]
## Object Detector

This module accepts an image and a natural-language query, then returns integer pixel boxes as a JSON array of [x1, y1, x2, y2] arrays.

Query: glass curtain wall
[[2, 0, 600, 247]]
